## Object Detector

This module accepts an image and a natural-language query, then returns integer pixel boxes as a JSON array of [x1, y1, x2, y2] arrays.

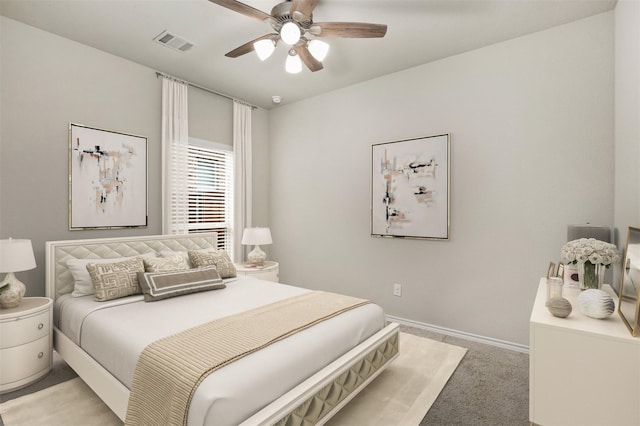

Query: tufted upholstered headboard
[[45, 233, 217, 299]]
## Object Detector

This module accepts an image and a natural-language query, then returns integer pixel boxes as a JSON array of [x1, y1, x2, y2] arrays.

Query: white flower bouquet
[[561, 238, 621, 268]]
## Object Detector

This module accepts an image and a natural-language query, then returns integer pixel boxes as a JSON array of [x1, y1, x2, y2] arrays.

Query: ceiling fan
[[208, 0, 388, 73]]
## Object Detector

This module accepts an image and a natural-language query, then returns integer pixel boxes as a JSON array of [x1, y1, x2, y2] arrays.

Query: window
[[187, 138, 234, 254]]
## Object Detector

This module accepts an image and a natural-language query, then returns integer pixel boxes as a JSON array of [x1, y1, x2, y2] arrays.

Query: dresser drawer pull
[[38, 323, 44, 330], [38, 352, 44, 359]]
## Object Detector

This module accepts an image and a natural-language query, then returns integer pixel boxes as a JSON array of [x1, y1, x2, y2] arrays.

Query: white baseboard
[[386, 315, 529, 354]]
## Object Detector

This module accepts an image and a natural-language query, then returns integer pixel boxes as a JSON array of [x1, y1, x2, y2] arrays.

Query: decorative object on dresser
[[241, 227, 272, 266], [618, 226, 640, 337], [371, 134, 450, 240], [563, 224, 611, 289], [577, 289, 615, 319], [545, 277, 564, 302], [546, 297, 572, 318], [545, 262, 565, 281], [560, 238, 621, 290], [0, 297, 53, 393], [235, 261, 279, 282], [563, 262, 580, 288], [546, 262, 556, 279], [69, 123, 148, 230], [0, 238, 36, 309]]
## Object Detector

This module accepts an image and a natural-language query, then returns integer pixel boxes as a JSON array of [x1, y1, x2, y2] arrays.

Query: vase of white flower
[[560, 238, 621, 291], [578, 260, 605, 290]]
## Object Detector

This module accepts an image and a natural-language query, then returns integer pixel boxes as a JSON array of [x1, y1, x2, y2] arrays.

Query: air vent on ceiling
[[153, 30, 194, 53]]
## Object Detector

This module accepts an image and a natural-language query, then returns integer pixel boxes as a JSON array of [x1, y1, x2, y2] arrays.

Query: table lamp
[[241, 227, 272, 266], [0, 238, 37, 308]]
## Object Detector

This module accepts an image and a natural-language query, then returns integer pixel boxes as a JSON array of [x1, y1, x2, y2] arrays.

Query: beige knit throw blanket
[[125, 291, 371, 426]]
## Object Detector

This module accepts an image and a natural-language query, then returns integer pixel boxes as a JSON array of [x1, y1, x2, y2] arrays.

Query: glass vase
[[578, 261, 605, 290]]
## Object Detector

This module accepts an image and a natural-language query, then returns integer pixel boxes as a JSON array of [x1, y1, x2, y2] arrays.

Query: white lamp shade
[[254, 39, 275, 61], [285, 53, 302, 74], [0, 239, 36, 273], [241, 228, 273, 246], [308, 40, 329, 61], [280, 21, 301, 45]]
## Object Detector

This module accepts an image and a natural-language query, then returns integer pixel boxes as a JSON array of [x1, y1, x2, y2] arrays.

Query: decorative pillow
[[87, 258, 145, 302], [68, 253, 155, 297], [143, 255, 190, 273], [188, 250, 237, 278], [159, 250, 191, 266], [137, 266, 225, 302]]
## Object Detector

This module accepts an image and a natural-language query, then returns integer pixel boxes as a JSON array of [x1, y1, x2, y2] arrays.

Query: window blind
[[187, 144, 234, 253]]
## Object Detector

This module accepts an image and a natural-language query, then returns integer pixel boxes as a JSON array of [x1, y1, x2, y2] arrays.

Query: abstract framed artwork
[[371, 134, 450, 240], [69, 123, 148, 230]]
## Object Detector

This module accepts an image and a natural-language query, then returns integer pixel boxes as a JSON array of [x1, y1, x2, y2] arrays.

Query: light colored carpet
[[0, 332, 466, 426]]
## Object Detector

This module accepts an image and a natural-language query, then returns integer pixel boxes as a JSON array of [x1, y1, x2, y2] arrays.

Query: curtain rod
[[155, 72, 257, 110]]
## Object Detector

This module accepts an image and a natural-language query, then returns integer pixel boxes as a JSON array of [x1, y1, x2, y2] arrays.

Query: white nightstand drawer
[[0, 335, 51, 385], [247, 269, 279, 282], [0, 310, 50, 349]]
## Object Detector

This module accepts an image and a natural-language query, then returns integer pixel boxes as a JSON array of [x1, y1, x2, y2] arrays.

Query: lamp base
[[0, 272, 26, 309], [247, 245, 267, 266]]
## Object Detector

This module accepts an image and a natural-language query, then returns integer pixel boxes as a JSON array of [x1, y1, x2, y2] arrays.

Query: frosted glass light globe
[[285, 53, 302, 73], [308, 40, 329, 61], [281, 22, 301, 45], [254, 39, 275, 61]]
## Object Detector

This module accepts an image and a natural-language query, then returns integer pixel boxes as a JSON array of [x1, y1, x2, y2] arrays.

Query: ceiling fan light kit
[[209, 0, 387, 73], [307, 39, 329, 62], [254, 39, 276, 61], [280, 21, 302, 45], [285, 50, 303, 74]]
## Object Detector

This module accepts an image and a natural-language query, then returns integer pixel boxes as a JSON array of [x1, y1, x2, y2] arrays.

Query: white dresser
[[0, 297, 53, 393], [235, 261, 279, 282], [529, 279, 640, 425]]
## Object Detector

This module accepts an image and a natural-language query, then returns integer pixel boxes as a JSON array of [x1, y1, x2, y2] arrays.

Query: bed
[[45, 233, 399, 425]]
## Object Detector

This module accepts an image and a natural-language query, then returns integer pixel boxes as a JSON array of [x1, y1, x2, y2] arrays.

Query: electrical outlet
[[393, 283, 402, 297]]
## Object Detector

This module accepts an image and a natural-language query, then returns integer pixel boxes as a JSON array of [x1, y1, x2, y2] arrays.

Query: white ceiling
[[1, 0, 616, 109]]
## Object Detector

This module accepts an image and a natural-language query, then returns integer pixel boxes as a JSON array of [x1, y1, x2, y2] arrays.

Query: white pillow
[[159, 250, 189, 262], [143, 254, 190, 272], [67, 253, 155, 297], [159, 249, 227, 269]]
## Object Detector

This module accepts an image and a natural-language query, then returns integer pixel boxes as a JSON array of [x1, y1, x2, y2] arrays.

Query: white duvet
[[55, 277, 385, 425]]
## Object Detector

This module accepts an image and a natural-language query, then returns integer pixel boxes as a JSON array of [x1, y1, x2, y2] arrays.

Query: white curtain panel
[[161, 76, 189, 234], [233, 101, 252, 262]]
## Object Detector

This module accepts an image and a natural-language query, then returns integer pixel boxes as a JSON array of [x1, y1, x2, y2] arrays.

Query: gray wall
[[0, 17, 269, 296], [613, 0, 640, 289], [188, 86, 233, 145], [269, 12, 615, 346]]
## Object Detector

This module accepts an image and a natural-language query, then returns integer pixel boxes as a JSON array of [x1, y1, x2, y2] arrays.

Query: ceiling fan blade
[[290, 0, 319, 21], [208, 0, 271, 21], [294, 44, 323, 72], [225, 33, 279, 58], [310, 22, 388, 38]]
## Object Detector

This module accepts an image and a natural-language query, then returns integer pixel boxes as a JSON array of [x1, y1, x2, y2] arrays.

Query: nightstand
[[0, 297, 53, 393], [235, 261, 279, 282]]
